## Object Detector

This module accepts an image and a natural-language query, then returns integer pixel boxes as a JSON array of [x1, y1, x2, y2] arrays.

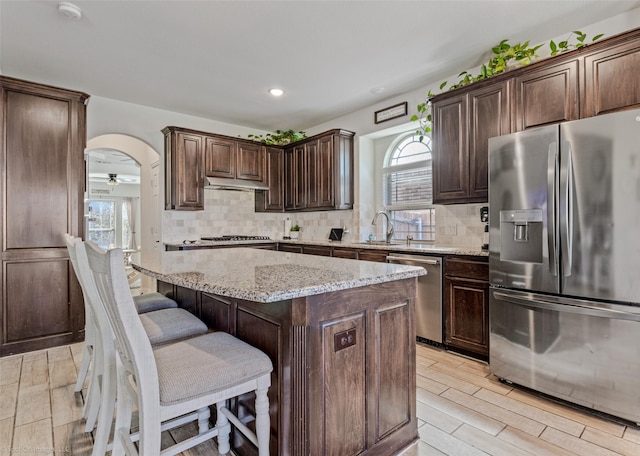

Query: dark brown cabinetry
[[263, 129, 354, 213], [513, 59, 579, 131], [164, 127, 205, 210], [301, 245, 332, 257], [164, 127, 266, 211], [584, 36, 640, 117], [255, 147, 284, 211], [431, 28, 640, 205], [1, 76, 89, 356], [283, 144, 307, 211], [278, 243, 390, 263], [204, 135, 263, 182], [278, 243, 303, 254], [444, 257, 489, 358], [163, 278, 417, 456], [432, 81, 510, 204]]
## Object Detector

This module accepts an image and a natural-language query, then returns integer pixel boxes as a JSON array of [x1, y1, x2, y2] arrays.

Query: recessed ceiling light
[[370, 87, 385, 94], [58, 2, 82, 20], [269, 88, 284, 97]]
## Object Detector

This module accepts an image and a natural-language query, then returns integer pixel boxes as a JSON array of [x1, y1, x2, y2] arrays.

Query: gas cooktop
[[200, 235, 271, 242]]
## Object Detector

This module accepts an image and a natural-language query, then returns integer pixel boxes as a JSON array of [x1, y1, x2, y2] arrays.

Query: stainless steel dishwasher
[[386, 253, 443, 343]]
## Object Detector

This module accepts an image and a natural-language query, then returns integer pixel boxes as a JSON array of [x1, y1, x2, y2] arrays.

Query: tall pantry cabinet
[[0, 76, 89, 356]]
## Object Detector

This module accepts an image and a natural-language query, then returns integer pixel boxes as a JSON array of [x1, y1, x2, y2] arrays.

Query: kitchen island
[[133, 248, 425, 456]]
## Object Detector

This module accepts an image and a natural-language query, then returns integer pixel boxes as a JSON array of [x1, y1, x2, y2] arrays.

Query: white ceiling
[[2, 1, 639, 132]]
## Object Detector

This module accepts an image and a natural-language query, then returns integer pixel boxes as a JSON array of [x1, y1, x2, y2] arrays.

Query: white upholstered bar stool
[[75, 277, 178, 390], [65, 235, 209, 455], [84, 242, 273, 456]]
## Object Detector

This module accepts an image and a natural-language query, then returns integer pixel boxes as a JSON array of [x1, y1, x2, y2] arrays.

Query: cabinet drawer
[[445, 258, 488, 280], [332, 247, 358, 259]]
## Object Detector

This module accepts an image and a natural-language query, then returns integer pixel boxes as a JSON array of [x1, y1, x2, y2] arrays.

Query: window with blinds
[[382, 133, 435, 241]]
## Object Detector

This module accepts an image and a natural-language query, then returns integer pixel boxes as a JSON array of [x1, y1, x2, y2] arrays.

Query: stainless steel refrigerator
[[488, 108, 640, 424]]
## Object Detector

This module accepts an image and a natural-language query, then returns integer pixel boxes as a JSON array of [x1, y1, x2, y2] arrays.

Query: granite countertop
[[133, 247, 426, 303], [164, 238, 488, 257], [281, 239, 489, 257]]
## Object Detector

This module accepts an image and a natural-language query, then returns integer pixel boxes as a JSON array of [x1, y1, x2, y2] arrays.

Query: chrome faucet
[[371, 210, 394, 243]]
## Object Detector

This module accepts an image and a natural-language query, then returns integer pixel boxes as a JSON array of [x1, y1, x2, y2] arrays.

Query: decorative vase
[[290, 231, 299, 239]]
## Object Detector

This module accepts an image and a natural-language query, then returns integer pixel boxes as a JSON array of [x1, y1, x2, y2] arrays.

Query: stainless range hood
[[205, 176, 269, 191]]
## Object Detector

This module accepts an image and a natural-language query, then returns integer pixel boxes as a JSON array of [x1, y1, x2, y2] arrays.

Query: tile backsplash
[[434, 203, 486, 248], [163, 189, 486, 249], [163, 190, 355, 243]]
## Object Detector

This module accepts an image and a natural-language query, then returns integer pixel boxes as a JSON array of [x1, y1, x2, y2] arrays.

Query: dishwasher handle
[[386, 255, 440, 266]]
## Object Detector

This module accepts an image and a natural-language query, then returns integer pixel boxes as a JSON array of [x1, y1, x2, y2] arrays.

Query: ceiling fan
[[89, 172, 140, 185]]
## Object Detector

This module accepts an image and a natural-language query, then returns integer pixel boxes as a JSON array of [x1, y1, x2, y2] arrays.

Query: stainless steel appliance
[[488, 108, 640, 424], [387, 253, 442, 343]]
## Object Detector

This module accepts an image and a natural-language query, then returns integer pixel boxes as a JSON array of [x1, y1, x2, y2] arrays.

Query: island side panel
[[200, 291, 293, 456], [305, 278, 418, 456]]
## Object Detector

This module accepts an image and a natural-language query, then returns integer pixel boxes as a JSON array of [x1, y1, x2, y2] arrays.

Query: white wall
[[84, 8, 640, 246]]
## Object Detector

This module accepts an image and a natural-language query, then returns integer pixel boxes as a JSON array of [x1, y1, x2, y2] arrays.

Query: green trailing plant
[[290, 224, 300, 232], [411, 31, 604, 140], [245, 129, 307, 146], [550, 30, 604, 56]]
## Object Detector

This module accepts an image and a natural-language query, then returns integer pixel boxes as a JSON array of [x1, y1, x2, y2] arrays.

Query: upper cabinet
[[259, 129, 355, 213], [163, 127, 206, 210], [432, 80, 510, 204], [163, 127, 267, 210], [512, 59, 579, 131], [583, 36, 640, 117], [165, 126, 354, 212], [431, 27, 640, 205], [255, 146, 284, 212]]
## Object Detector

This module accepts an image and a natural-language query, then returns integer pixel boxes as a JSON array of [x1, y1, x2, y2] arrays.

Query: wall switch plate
[[334, 328, 356, 352]]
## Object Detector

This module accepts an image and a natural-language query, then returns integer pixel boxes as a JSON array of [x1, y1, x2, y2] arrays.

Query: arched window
[[382, 133, 435, 241]]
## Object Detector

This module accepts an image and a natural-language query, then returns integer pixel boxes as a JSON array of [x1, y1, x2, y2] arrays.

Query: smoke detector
[[58, 2, 82, 21]]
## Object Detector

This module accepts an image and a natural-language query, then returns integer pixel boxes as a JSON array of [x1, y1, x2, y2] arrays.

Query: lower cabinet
[[302, 245, 332, 256], [444, 257, 489, 358], [278, 243, 303, 254]]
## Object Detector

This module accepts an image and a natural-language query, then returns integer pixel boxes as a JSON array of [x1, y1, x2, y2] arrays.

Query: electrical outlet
[[334, 328, 356, 352]]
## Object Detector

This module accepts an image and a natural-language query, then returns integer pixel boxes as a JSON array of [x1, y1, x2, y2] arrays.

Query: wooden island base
[[159, 277, 418, 456]]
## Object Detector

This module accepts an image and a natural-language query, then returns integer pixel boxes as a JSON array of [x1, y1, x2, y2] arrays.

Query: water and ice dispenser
[[499, 209, 543, 263]]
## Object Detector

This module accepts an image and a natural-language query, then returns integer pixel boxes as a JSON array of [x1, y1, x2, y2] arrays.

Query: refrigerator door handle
[[547, 143, 558, 277], [493, 291, 640, 321], [560, 141, 574, 277]]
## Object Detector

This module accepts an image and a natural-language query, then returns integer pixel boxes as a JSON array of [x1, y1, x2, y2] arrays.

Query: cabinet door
[[284, 144, 307, 211], [444, 276, 489, 357], [306, 139, 320, 208], [284, 147, 296, 210], [513, 59, 579, 131], [332, 247, 358, 259], [174, 132, 205, 209], [468, 81, 510, 200], [317, 135, 334, 208], [204, 136, 236, 178], [1, 78, 87, 355], [584, 38, 640, 117], [302, 245, 332, 257], [237, 141, 264, 182], [278, 243, 303, 254], [357, 249, 389, 263], [432, 94, 468, 203], [260, 146, 284, 211]]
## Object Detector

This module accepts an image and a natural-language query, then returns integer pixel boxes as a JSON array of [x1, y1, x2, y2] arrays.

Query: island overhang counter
[[133, 248, 425, 456]]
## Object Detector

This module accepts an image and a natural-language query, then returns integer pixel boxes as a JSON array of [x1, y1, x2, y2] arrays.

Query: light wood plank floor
[[1, 341, 639, 455]]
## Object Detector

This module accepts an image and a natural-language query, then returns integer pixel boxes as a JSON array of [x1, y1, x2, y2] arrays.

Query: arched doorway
[[85, 134, 161, 292]]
